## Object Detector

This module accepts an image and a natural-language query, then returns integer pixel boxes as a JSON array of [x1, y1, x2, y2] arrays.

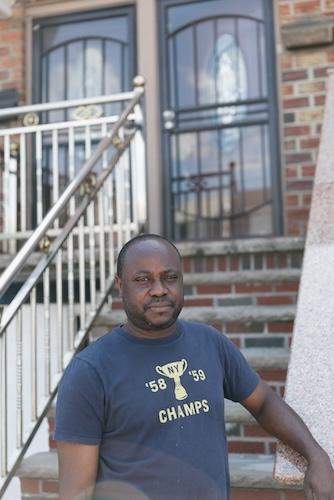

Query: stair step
[[95, 306, 295, 327], [183, 269, 300, 285], [177, 237, 305, 256], [225, 400, 254, 423], [229, 453, 302, 490], [16, 452, 302, 495]]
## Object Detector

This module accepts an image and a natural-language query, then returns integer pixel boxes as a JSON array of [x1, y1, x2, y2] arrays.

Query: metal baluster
[[0, 332, 8, 476], [78, 217, 86, 330], [36, 131, 43, 224], [116, 153, 125, 253], [123, 146, 131, 242], [67, 233, 75, 350], [16, 309, 23, 448], [3, 135, 10, 253], [88, 201, 96, 313], [20, 133, 27, 232], [56, 250, 63, 372], [68, 127, 75, 348], [52, 129, 59, 227], [30, 288, 37, 421], [98, 190, 106, 296], [43, 269, 51, 396], [98, 123, 107, 295]]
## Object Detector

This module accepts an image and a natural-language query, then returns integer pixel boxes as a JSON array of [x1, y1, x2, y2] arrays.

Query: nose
[[149, 278, 167, 296]]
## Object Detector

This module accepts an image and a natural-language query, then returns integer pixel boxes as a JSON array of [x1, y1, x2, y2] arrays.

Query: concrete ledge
[[17, 451, 58, 480], [95, 306, 296, 328], [229, 454, 302, 490], [184, 269, 301, 285], [225, 400, 254, 423], [17, 451, 302, 491], [176, 237, 305, 257]]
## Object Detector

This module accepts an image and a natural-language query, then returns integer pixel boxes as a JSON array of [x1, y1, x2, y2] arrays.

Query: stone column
[[274, 70, 334, 483]]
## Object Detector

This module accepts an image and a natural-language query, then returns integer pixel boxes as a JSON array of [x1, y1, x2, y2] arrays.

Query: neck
[[125, 321, 178, 339]]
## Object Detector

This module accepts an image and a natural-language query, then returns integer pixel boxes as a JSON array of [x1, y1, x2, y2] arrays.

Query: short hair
[[116, 233, 181, 278]]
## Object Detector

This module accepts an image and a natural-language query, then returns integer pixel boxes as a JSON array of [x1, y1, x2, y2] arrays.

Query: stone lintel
[[282, 16, 334, 50]]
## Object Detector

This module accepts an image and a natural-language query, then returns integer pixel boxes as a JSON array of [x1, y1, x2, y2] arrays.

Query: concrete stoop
[[17, 452, 303, 499]]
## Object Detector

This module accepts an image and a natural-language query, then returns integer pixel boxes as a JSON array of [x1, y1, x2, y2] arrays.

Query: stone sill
[[282, 16, 334, 50]]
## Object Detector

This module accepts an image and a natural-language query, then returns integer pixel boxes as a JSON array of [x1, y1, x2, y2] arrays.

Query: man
[[55, 234, 334, 500]]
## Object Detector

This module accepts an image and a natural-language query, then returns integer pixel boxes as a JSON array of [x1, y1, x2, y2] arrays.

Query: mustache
[[144, 299, 175, 310]]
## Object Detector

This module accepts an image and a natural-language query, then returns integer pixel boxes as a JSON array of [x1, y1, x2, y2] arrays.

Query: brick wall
[[0, 2, 25, 102], [278, 0, 334, 236], [0, 0, 333, 237]]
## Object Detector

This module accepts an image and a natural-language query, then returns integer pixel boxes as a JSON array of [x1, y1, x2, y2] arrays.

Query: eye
[[165, 274, 178, 281], [134, 276, 149, 283]]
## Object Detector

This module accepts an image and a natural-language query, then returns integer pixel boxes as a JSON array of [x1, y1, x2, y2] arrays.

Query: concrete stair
[[17, 451, 303, 499], [16, 237, 305, 498]]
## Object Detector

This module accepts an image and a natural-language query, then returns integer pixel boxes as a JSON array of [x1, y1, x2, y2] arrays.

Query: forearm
[[255, 389, 324, 462]]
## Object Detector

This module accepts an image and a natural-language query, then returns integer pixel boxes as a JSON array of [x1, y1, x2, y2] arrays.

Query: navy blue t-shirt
[[55, 320, 259, 500]]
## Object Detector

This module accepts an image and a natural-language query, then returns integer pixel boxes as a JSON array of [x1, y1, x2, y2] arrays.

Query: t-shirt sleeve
[[54, 356, 104, 445], [219, 334, 259, 402]]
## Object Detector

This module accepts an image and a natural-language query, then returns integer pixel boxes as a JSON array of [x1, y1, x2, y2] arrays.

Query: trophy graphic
[[156, 359, 188, 401]]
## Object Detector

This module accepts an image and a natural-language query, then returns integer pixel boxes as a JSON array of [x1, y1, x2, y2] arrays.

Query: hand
[[304, 451, 334, 500]]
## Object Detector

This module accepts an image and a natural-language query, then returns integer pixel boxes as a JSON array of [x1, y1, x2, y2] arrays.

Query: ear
[[114, 275, 123, 298]]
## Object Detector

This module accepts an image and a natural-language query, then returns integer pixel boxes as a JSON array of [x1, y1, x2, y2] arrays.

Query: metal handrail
[[0, 85, 143, 298], [0, 91, 136, 119], [0, 77, 146, 496], [0, 128, 135, 335]]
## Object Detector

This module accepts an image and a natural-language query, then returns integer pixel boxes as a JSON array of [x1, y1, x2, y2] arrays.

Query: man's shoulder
[[75, 327, 122, 364], [180, 319, 220, 338]]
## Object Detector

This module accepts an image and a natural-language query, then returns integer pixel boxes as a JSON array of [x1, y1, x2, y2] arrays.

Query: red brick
[[302, 165, 315, 177], [283, 97, 308, 108], [284, 126, 310, 137], [275, 282, 300, 293], [258, 369, 287, 382], [184, 298, 213, 307], [42, 480, 59, 493], [285, 166, 298, 178], [235, 283, 272, 293], [286, 180, 313, 191], [206, 256, 214, 272], [287, 207, 310, 219], [196, 284, 231, 294], [230, 255, 239, 271], [20, 479, 40, 493], [314, 67, 330, 78], [278, 254, 287, 268], [303, 193, 312, 205], [287, 194, 299, 207], [282, 84, 294, 96], [283, 490, 304, 499], [0, 47, 9, 56], [294, 0, 320, 14], [300, 138, 320, 149], [228, 441, 265, 453], [257, 295, 294, 306], [268, 321, 294, 333], [284, 139, 297, 151], [111, 301, 123, 310], [231, 488, 280, 500], [217, 256, 226, 270], [285, 152, 312, 164], [282, 70, 307, 82], [182, 257, 191, 273], [314, 95, 326, 106], [266, 253, 275, 268], [243, 424, 272, 438], [279, 3, 291, 16]]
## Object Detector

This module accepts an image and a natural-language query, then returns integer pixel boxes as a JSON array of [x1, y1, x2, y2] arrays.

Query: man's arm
[[241, 380, 334, 500], [57, 441, 99, 500]]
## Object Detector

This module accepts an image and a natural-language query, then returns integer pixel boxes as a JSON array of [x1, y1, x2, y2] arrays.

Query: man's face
[[116, 239, 184, 334]]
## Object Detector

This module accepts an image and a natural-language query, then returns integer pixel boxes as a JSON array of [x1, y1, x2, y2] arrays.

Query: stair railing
[[0, 76, 146, 497]]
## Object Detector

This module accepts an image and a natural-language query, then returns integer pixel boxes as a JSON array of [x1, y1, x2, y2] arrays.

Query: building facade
[[0, 0, 331, 243]]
